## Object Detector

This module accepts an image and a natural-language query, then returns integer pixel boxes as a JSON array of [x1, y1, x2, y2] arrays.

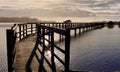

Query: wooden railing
[[38, 22, 104, 30], [12, 23, 37, 41], [6, 22, 105, 72], [6, 23, 37, 72], [37, 24, 70, 72], [36, 22, 104, 72], [7, 29, 16, 72]]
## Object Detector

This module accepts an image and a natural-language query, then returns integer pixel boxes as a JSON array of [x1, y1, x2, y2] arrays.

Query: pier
[[6, 22, 104, 72]]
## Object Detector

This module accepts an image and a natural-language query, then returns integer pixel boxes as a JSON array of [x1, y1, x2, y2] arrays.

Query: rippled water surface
[[70, 25, 120, 71]]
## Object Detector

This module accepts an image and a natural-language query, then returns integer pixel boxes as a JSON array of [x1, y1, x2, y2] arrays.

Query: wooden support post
[[48, 31, 51, 42], [75, 29, 76, 37], [79, 28, 81, 35], [55, 23, 57, 27], [59, 35, 61, 42], [39, 28, 45, 71], [86, 27, 88, 31], [6, 29, 15, 72], [62, 35, 64, 42], [35, 23, 37, 33], [48, 30, 51, 48], [65, 29, 70, 72], [51, 32, 56, 72], [62, 23, 63, 29], [37, 25, 39, 39], [26, 24, 27, 36], [19, 25, 21, 40], [23, 25, 25, 37], [59, 23, 60, 28], [82, 28, 84, 33], [31, 24, 33, 34]]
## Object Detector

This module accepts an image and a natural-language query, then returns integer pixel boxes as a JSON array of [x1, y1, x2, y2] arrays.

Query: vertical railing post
[[39, 27, 45, 71], [31, 24, 33, 34], [51, 32, 56, 72], [65, 29, 70, 72], [65, 23, 66, 29], [6, 29, 15, 72], [23, 25, 25, 38], [75, 29, 77, 37], [59, 23, 61, 28], [35, 23, 37, 33], [79, 28, 81, 35], [19, 25, 21, 40], [26, 24, 27, 36]]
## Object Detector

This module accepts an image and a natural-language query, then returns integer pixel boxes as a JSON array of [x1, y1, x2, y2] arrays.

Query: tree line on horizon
[[0, 17, 119, 24], [0, 17, 40, 22]]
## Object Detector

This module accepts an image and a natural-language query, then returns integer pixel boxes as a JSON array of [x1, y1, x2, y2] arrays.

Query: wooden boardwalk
[[6, 23, 105, 72], [14, 34, 61, 72]]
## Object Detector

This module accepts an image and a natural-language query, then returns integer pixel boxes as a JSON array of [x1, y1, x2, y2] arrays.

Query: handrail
[[12, 23, 37, 41], [37, 22, 104, 30], [37, 24, 70, 71], [6, 23, 37, 72], [11, 24, 18, 31], [36, 22, 104, 71]]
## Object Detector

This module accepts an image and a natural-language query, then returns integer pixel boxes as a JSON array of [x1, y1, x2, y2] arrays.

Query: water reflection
[[69, 25, 120, 71]]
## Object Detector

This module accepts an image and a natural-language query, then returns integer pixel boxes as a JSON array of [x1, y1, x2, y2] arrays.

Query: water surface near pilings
[[55, 25, 120, 71]]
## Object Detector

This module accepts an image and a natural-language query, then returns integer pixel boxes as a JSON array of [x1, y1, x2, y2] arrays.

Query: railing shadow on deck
[[25, 40, 46, 72], [25, 24, 71, 72]]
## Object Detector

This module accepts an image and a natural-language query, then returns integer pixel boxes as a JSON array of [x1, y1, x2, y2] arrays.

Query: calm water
[[69, 25, 120, 71], [0, 23, 13, 72]]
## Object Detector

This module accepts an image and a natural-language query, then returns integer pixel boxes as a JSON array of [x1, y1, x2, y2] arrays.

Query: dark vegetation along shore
[[0, 17, 56, 23], [0, 17, 120, 25]]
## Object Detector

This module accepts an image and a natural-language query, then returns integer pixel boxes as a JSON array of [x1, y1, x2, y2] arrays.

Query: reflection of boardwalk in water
[[14, 34, 61, 72]]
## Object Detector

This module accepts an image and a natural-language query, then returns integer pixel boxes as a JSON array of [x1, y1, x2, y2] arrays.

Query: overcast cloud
[[0, 0, 119, 22]]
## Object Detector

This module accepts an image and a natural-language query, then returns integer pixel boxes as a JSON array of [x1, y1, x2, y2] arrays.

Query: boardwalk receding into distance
[[6, 22, 105, 72]]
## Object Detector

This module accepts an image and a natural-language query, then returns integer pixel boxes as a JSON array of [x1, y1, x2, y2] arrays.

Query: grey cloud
[[94, 0, 120, 7], [0, 9, 57, 17], [70, 0, 98, 4], [53, 7, 96, 17], [0, 8, 96, 18], [70, 0, 120, 8], [70, 0, 120, 14], [96, 12, 120, 15]]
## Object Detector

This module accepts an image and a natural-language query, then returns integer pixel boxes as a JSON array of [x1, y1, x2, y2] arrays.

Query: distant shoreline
[[0, 25, 13, 27], [0, 23, 14, 27]]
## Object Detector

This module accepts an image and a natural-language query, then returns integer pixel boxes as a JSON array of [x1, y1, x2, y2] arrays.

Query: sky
[[0, 0, 120, 22]]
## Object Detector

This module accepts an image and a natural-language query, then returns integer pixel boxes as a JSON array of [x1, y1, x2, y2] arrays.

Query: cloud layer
[[0, 0, 120, 22]]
